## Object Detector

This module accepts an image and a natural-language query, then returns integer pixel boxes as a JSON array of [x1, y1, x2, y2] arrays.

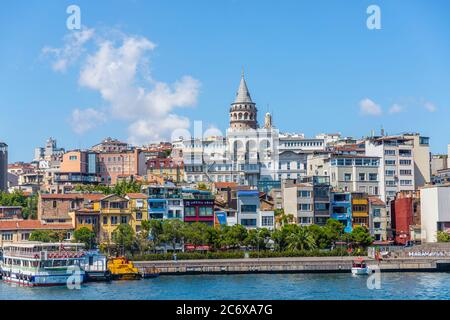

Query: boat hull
[[111, 273, 142, 281], [351, 267, 369, 275], [1, 272, 86, 287]]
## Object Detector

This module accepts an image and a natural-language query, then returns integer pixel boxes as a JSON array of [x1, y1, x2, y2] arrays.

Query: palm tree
[[286, 227, 317, 251]]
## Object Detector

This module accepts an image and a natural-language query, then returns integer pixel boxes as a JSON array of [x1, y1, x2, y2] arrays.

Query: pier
[[134, 255, 450, 275]]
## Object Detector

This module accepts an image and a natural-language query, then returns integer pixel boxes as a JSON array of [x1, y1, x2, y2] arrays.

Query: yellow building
[[97, 194, 133, 244], [351, 193, 369, 228], [125, 193, 148, 233]]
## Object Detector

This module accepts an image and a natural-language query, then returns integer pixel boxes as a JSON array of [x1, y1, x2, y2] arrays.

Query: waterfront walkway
[[134, 255, 450, 275]]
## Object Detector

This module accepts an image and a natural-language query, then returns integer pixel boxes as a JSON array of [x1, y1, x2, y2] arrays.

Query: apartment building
[[283, 183, 314, 225], [308, 154, 380, 196], [368, 196, 388, 242], [54, 150, 100, 187], [97, 148, 146, 185], [403, 133, 431, 187], [365, 136, 416, 203]]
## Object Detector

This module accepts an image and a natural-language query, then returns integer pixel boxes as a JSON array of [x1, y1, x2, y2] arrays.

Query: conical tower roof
[[234, 72, 253, 104]]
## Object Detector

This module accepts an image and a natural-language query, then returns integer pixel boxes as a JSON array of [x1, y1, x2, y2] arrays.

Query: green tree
[[160, 219, 186, 251], [348, 226, 374, 248], [437, 231, 450, 242], [286, 226, 317, 251], [112, 224, 136, 255], [73, 227, 97, 249], [244, 228, 271, 250], [323, 219, 345, 246], [29, 230, 66, 242]]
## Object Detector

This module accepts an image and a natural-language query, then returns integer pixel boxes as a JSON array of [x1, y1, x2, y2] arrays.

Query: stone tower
[[229, 71, 258, 130]]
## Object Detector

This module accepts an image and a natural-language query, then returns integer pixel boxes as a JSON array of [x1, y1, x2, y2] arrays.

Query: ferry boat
[[0, 242, 86, 287], [351, 258, 370, 275], [108, 257, 142, 280]]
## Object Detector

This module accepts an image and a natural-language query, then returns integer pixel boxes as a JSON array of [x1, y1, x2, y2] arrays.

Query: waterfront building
[[402, 133, 431, 188], [420, 184, 450, 243], [282, 176, 331, 226], [351, 193, 369, 228], [38, 193, 86, 224], [183, 189, 215, 225], [283, 182, 314, 225], [390, 191, 421, 245], [368, 196, 388, 242], [0, 142, 7, 192], [308, 154, 380, 196], [237, 190, 261, 229], [330, 192, 352, 233], [0, 220, 73, 247], [365, 136, 416, 203], [98, 194, 132, 243], [145, 185, 184, 220], [125, 193, 149, 233]]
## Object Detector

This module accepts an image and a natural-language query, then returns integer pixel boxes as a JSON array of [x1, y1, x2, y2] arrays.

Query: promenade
[[134, 255, 450, 275]]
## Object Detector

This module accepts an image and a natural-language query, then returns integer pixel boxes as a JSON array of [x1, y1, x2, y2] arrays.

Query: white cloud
[[42, 27, 95, 72], [424, 101, 437, 112], [46, 29, 201, 143], [70, 108, 106, 134], [389, 104, 404, 114], [359, 98, 382, 116]]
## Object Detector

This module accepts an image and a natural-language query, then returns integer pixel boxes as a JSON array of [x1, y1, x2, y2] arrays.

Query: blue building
[[331, 192, 352, 233], [145, 185, 183, 220]]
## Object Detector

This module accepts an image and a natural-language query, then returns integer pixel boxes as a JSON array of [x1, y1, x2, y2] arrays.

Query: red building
[[390, 191, 421, 245]]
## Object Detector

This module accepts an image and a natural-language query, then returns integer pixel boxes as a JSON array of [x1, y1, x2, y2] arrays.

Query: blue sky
[[1, 0, 450, 162]]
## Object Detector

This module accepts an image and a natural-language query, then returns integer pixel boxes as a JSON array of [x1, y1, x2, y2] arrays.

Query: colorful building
[[390, 191, 421, 245], [97, 194, 133, 243], [351, 193, 369, 228], [125, 193, 148, 233], [331, 192, 352, 233], [183, 189, 215, 225]]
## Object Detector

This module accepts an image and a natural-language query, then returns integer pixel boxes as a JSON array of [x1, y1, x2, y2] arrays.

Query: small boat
[[351, 258, 370, 275], [108, 257, 142, 280]]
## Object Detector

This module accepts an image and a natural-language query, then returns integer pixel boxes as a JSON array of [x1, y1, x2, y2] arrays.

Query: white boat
[[351, 258, 370, 275], [0, 242, 86, 287]]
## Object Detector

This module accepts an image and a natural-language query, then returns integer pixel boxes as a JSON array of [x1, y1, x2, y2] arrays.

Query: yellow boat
[[107, 257, 142, 280]]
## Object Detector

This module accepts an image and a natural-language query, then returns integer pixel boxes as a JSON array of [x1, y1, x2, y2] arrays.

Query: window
[[298, 204, 311, 211], [374, 222, 381, 229], [111, 216, 118, 225], [400, 170, 412, 176], [185, 207, 196, 217], [69, 155, 77, 161], [385, 160, 396, 166], [241, 219, 257, 226], [298, 190, 311, 198], [400, 180, 412, 186], [369, 173, 378, 181], [399, 160, 412, 166], [385, 150, 396, 156], [385, 170, 395, 176], [359, 173, 366, 181], [103, 216, 108, 225], [261, 216, 274, 227], [344, 173, 352, 181], [314, 203, 329, 211], [241, 205, 257, 213], [2, 233, 13, 241], [121, 216, 128, 224], [136, 211, 142, 220], [52, 200, 57, 208], [399, 149, 412, 157]]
